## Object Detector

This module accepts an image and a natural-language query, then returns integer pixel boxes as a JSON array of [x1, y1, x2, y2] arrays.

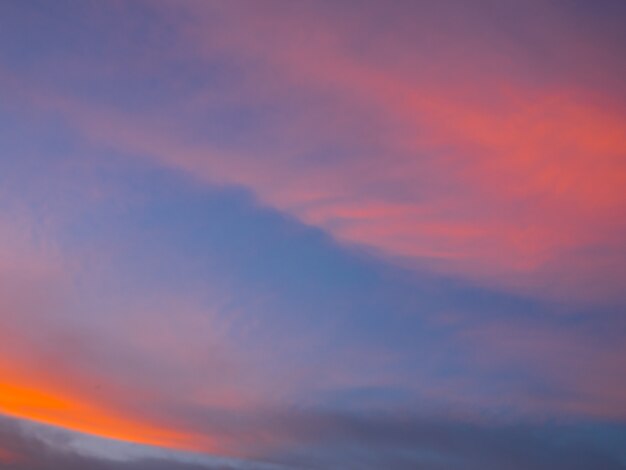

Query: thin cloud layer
[[0, 412, 624, 470], [4, 0, 624, 300], [0, 0, 625, 468]]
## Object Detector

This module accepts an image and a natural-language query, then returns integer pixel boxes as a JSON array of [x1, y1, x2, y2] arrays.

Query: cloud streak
[[3, 0, 624, 301], [0, 0, 625, 467]]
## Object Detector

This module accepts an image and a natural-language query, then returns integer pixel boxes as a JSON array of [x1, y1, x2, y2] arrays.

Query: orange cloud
[[0, 222, 217, 454], [0, 376, 201, 452]]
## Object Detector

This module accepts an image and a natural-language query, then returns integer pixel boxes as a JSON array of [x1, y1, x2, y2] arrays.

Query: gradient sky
[[0, 1, 625, 469]]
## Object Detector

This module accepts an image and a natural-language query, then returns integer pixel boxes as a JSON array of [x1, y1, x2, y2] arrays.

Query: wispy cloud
[[0, 0, 625, 467]]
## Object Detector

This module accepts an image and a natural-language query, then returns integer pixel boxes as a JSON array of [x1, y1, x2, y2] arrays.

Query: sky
[[0, 0, 625, 468]]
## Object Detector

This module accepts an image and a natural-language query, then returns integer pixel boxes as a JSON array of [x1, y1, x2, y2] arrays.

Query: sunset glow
[[0, 1, 625, 469]]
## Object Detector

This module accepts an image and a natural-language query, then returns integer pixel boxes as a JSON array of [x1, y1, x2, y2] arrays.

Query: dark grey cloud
[[0, 415, 276, 470], [1, 410, 625, 470], [275, 412, 626, 470], [245, 410, 626, 470]]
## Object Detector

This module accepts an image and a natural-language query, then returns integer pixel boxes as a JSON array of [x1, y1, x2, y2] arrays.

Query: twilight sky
[[0, 1, 625, 469]]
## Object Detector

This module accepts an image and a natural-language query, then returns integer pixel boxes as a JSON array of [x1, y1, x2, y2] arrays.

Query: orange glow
[[0, 370, 210, 453]]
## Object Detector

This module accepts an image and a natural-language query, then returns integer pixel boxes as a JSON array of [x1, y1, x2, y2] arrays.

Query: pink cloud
[[11, 0, 621, 302], [1, 1, 625, 455]]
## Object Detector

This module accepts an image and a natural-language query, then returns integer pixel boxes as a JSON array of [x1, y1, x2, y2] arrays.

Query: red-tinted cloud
[[6, 0, 623, 302], [1, 0, 625, 462]]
